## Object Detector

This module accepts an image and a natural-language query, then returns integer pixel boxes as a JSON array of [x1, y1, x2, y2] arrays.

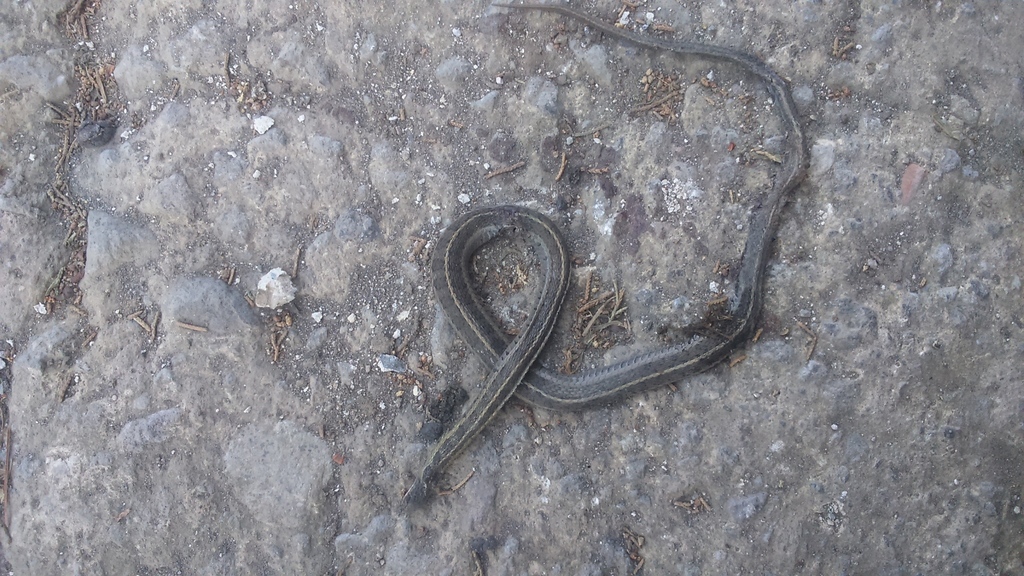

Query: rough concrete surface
[[1, 0, 1023, 574]]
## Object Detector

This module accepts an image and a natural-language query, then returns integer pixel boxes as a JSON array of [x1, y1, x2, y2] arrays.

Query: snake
[[403, 3, 808, 507]]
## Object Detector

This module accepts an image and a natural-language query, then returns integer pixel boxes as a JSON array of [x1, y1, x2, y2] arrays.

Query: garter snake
[[404, 3, 808, 506]]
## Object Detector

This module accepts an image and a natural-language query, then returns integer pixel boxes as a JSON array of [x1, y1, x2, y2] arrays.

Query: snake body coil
[[404, 4, 808, 507]]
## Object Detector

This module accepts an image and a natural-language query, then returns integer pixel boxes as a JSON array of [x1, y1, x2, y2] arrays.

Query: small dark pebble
[[416, 421, 444, 442], [76, 118, 117, 147]]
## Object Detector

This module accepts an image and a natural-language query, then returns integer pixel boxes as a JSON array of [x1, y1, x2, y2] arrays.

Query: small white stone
[[253, 268, 297, 308], [252, 115, 275, 134], [457, 193, 471, 204], [33, 303, 47, 315], [311, 311, 323, 323]]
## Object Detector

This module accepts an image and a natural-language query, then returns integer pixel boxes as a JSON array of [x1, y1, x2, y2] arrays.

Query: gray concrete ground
[[1, 0, 1022, 574]]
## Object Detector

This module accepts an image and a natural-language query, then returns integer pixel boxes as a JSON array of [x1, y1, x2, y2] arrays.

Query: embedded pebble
[[75, 118, 117, 147], [254, 268, 297, 309], [792, 84, 815, 110], [470, 90, 500, 112], [578, 44, 613, 87], [161, 276, 259, 334], [112, 46, 167, 109], [0, 54, 71, 101], [727, 492, 768, 521], [83, 210, 160, 278], [367, 142, 411, 191], [523, 76, 559, 116], [140, 171, 197, 224], [252, 115, 275, 134], [931, 243, 953, 274], [936, 148, 961, 174], [899, 163, 926, 205], [810, 139, 836, 176], [116, 408, 183, 453], [435, 56, 471, 94], [334, 209, 380, 242], [224, 421, 331, 529], [377, 354, 406, 373]]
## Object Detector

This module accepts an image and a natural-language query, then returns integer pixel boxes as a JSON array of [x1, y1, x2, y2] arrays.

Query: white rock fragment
[[254, 268, 297, 308], [311, 311, 323, 323], [33, 303, 47, 314], [457, 193, 471, 204], [253, 115, 275, 134]]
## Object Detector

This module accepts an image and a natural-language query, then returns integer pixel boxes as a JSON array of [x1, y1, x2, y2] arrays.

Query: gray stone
[[113, 45, 167, 110], [83, 211, 160, 279], [164, 19, 230, 78], [377, 354, 406, 373], [523, 76, 559, 116], [810, 139, 836, 176], [140, 171, 198, 224], [470, 90, 500, 112], [334, 208, 380, 241], [931, 243, 954, 275], [367, 143, 411, 192], [871, 23, 893, 44], [116, 408, 183, 453], [792, 84, 815, 110], [0, 165, 43, 218], [577, 44, 613, 87], [727, 491, 768, 521], [0, 53, 71, 101], [246, 127, 288, 172], [223, 420, 331, 529], [307, 134, 344, 158], [16, 323, 72, 378], [949, 95, 980, 125], [936, 148, 961, 174], [161, 276, 258, 334], [435, 56, 471, 93], [820, 300, 878, 350]]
